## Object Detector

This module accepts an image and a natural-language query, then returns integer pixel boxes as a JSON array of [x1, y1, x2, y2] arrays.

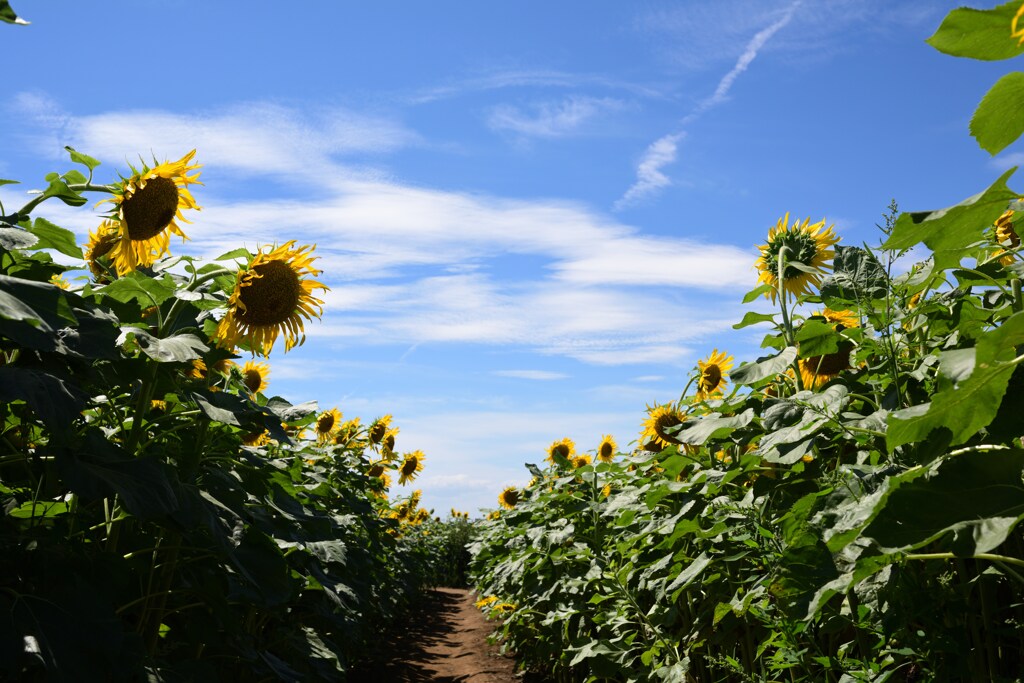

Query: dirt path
[[350, 587, 523, 682]]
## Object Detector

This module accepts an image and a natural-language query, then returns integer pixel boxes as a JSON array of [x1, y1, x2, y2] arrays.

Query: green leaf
[[215, 247, 252, 261], [733, 311, 775, 330], [795, 319, 841, 358], [675, 409, 754, 446], [0, 1, 27, 24], [0, 179, 19, 186], [38, 173, 86, 207], [118, 328, 208, 362], [64, 146, 100, 171], [95, 271, 176, 306], [29, 217, 84, 258], [971, 72, 1024, 155], [742, 284, 775, 303], [883, 168, 1018, 258], [190, 391, 263, 428], [887, 311, 1024, 449], [820, 245, 888, 304], [730, 347, 797, 385], [666, 552, 712, 596], [0, 226, 38, 250], [926, 1, 1024, 61], [0, 367, 85, 440], [759, 386, 849, 463], [862, 448, 1024, 555]]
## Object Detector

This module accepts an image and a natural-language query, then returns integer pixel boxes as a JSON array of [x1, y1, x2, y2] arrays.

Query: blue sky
[[2, 0, 1020, 515]]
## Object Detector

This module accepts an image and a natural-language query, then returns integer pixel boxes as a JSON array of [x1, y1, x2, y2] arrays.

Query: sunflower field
[[0, 134, 454, 676], [471, 5, 1024, 682]]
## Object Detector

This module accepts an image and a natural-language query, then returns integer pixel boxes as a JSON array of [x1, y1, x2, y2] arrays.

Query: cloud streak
[[487, 96, 625, 138], [617, 1, 801, 209]]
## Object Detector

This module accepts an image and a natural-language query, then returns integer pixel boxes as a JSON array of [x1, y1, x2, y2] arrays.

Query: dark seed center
[[238, 259, 302, 327], [701, 366, 722, 391], [243, 369, 262, 392], [122, 176, 179, 241], [317, 413, 335, 433]]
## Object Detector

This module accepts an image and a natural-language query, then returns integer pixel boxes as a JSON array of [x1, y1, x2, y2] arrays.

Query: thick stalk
[[776, 246, 804, 392]]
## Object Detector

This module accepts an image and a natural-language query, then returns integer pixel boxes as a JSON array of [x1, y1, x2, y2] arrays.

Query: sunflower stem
[[11, 182, 115, 222], [1014, 278, 1023, 314], [776, 246, 804, 391]]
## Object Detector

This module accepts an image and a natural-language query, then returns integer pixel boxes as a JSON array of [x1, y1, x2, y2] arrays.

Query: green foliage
[[971, 71, 1024, 154], [926, 1, 1024, 61]]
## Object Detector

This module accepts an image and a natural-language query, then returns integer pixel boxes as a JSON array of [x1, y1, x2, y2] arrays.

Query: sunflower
[[755, 213, 840, 302], [100, 150, 201, 276], [242, 430, 270, 447], [216, 241, 328, 355], [571, 454, 592, 468], [367, 462, 386, 478], [493, 602, 517, 614], [601, 483, 612, 498], [1014, 3, 1024, 44], [498, 486, 520, 509], [85, 220, 120, 281], [315, 408, 342, 443], [546, 437, 576, 465], [797, 310, 858, 389], [368, 415, 392, 445], [49, 274, 70, 290], [596, 434, 617, 463], [995, 210, 1020, 266], [475, 595, 498, 609], [241, 360, 270, 394], [398, 450, 425, 485], [641, 403, 687, 449], [695, 349, 734, 401]]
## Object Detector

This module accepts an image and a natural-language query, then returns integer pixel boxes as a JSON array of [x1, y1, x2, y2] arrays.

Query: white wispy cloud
[[616, 1, 800, 209], [487, 96, 625, 138], [13, 97, 754, 365], [493, 370, 569, 380]]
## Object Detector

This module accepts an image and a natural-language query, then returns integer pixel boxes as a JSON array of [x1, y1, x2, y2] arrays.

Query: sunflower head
[[367, 462, 386, 478], [498, 486, 520, 509], [85, 221, 120, 281], [995, 210, 1020, 266], [315, 408, 343, 443], [241, 360, 270, 394], [597, 434, 617, 463], [101, 151, 201, 275], [641, 403, 687, 449], [571, 454, 592, 468], [695, 349, 734, 401], [546, 437, 576, 465], [216, 241, 328, 355], [398, 450, 425, 485], [368, 415, 392, 445], [242, 429, 271, 447], [755, 213, 840, 302], [475, 595, 499, 609], [798, 311, 857, 389]]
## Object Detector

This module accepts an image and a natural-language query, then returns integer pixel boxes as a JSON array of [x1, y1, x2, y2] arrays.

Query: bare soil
[[349, 587, 529, 683]]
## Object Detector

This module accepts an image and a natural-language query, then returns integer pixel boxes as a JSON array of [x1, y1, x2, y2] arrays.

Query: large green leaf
[[972, 72, 1024, 155], [38, 173, 86, 207], [0, 1, 27, 24], [820, 245, 888, 304], [730, 346, 797, 385], [0, 226, 37, 250], [64, 146, 100, 171], [674, 409, 754, 446], [0, 367, 85, 440], [795, 319, 841, 358], [29, 217, 83, 259], [118, 328, 208, 362], [862, 448, 1024, 555], [759, 386, 849, 464], [883, 168, 1018, 260], [887, 311, 1024, 449], [96, 271, 176, 306], [926, 1, 1024, 61]]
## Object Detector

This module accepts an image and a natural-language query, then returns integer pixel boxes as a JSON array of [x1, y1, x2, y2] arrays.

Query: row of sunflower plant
[[470, 4, 1024, 682], [0, 145, 448, 680]]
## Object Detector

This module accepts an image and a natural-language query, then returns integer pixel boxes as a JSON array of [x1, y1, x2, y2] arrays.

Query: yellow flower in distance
[[995, 210, 1020, 266], [498, 486, 520, 509], [695, 349, 734, 401], [315, 408, 342, 443], [398, 450, 425, 485], [597, 434, 617, 463], [755, 213, 840, 302], [641, 403, 687, 449], [101, 150, 201, 275], [241, 360, 270, 394], [546, 437, 576, 464], [216, 241, 327, 355], [571, 454, 592, 468], [368, 414, 392, 445], [475, 595, 498, 609]]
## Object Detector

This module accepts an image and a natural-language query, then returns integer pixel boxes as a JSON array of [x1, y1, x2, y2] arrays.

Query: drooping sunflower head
[[695, 349, 735, 401], [398, 450, 425, 485], [995, 210, 1020, 266], [216, 241, 328, 355], [546, 437, 576, 465], [755, 213, 840, 302], [641, 403, 687, 449], [368, 414, 392, 445], [315, 408, 342, 443], [597, 434, 617, 463], [498, 486, 519, 509], [241, 360, 270, 394], [101, 150, 201, 276], [85, 220, 120, 281]]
